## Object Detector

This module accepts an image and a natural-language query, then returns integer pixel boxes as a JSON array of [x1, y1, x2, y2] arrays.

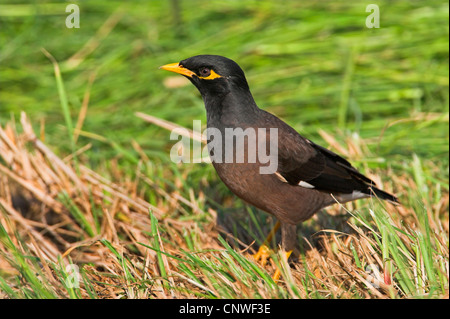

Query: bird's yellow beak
[[159, 62, 195, 78]]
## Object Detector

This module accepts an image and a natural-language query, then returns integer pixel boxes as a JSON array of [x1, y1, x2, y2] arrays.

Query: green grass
[[1, 1, 448, 164], [0, 0, 448, 299]]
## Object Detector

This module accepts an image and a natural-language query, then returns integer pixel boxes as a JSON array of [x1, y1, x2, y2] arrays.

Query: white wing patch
[[298, 181, 315, 189], [275, 172, 316, 189]]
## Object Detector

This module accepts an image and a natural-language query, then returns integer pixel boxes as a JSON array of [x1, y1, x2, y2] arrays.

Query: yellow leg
[[272, 250, 293, 282], [253, 221, 281, 264], [252, 222, 294, 282]]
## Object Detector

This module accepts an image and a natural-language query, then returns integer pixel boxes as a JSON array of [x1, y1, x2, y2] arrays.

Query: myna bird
[[160, 55, 398, 280]]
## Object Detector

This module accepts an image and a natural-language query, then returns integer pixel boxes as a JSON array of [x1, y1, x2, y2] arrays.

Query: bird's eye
[[199, 67, 211, 77]]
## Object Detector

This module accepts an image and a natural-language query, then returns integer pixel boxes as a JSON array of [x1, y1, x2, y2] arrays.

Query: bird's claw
[[253, 244, 272, 265], [253, 245, 292, 282]]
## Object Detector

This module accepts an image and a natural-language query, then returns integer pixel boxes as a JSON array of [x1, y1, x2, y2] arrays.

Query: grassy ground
[[0, 0, 448, 299]]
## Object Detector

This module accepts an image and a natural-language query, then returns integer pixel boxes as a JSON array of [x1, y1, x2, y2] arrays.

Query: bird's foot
[[253, 245, 293, 282], [252, 221, 280, 265], [272, 250, 293, 282], [252, 244, 272, 265]]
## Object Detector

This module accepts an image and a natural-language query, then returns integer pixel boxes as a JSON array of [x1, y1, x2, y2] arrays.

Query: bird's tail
[[369, 186, 399, 205]]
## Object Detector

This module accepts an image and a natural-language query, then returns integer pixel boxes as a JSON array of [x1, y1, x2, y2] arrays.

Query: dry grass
[[0, 113, 448, 299]]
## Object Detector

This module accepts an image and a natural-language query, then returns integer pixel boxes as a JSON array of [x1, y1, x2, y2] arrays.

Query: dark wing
[[260, 110, 397, 202], [279, 138, 375, 194]]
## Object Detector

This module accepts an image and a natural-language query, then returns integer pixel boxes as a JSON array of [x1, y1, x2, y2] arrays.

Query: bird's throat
[[204, 89, 258, 127]]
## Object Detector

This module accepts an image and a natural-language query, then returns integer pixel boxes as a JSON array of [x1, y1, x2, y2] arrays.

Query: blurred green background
[[0, 0, 448, 174]]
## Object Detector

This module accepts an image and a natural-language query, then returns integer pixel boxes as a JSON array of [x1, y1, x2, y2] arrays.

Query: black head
[[160, 55, 250, 97]]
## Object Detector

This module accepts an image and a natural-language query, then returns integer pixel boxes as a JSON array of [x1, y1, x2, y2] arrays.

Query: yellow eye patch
[[198, 69, 222, 80]]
